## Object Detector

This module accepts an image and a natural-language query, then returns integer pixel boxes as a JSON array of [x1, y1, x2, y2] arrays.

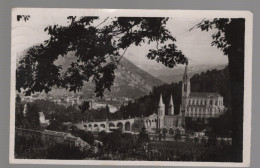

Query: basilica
[[155, 64, 226, 131], [180, 64, 225, 120]]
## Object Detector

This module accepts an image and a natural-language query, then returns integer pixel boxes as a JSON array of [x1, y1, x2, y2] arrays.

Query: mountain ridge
[[157, 64, 228, 84]]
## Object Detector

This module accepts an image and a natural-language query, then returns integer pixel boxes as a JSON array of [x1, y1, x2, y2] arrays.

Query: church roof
[[189, 92, 222, 98]]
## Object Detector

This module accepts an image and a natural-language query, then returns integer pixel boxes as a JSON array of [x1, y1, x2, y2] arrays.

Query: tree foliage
[[208, 109, 232, 137], [131, 119, 144, 133], [137, 127, 150, 144], [99, 129, 136, 152], [78, 100, 90, 113], [24, 103, 41, 129], [16, 17, 187, 97], [17, 15, 30, 22], [46, 119, 64, 131], [197, 19, 239, 56], [71, 129, 95, 145]]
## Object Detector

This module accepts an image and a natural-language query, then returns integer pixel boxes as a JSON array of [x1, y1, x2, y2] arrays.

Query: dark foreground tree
[[78, 100, 90, 121], [71, 129, 95, 145], [197, 18, 245, 162], [46, 119, 64, 131], [26, 103, 41, 130], [137, 127, 150, 144]]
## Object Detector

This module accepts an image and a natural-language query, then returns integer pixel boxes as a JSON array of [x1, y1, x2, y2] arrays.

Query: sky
[[12, 14, 228, 74]]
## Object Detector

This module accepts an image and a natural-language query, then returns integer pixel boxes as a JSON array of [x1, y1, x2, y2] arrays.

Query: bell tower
[[182, 64, 190, 105], [158, 94, 165, 129]]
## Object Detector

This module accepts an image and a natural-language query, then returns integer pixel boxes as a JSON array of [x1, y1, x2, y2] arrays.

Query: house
[[38, 112, 50, 126]]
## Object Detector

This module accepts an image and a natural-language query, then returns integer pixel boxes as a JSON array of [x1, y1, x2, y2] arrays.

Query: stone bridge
[[74, 113, 158, 133]]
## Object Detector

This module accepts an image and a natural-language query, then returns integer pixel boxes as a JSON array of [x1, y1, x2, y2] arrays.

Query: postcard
[[10, 8, 252, 167]]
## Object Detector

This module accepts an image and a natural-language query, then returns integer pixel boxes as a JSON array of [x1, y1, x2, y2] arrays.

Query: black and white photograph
[[10, 8, 252, 167]]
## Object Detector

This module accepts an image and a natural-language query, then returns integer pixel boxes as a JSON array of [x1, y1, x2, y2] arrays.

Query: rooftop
[[189, 92, 222, 98]]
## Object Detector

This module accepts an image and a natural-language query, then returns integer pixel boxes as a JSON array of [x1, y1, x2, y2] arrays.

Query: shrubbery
[[98, 129, 136, 153]]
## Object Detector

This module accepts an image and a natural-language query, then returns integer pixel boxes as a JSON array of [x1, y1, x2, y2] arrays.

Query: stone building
[[157, 93, 185, 133]]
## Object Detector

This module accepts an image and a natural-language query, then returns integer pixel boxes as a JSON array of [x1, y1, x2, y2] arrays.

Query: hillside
[[157, 64, 227, 84]]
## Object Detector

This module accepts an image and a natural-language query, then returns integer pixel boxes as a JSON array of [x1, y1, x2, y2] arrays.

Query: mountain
[[50, 53, 165, 99], [103, 57, 165, 98], [157, 64, 228, 84]]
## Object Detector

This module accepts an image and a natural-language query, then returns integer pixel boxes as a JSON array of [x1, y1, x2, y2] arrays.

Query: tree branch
[[188, 18, 206, 32], [117, 48, 128, 64], [95, 17, 109, 28]]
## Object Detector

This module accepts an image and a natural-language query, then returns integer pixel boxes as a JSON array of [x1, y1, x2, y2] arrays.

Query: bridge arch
[[109, 123, 115, 131], [100, 123, 106, 131], [88, 124, 92, 131], [125, 121, 131, 131], [117, 122, 123, 131], [94, 124, 99, 132]]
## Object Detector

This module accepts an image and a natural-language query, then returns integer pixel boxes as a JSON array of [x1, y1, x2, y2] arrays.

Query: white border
[[9, 8, 253, 167]]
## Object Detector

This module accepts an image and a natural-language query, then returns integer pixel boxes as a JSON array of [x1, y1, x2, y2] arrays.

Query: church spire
[[169, 94, 173, 106], [182, 63, 191, 105], [184, 63, 188, 74], [168, 94, 174, 115], [158, 93, 164, 106], [158, 93, 165, 128], [183, 63, 189, 80]]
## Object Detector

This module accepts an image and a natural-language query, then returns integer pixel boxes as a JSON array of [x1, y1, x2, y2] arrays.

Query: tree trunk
[[228, 18, 245, 162]]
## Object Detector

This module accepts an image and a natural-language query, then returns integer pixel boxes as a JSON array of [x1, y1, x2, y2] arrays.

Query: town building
[[38, 112, 50, 126], [88, 100, 118, 113]]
